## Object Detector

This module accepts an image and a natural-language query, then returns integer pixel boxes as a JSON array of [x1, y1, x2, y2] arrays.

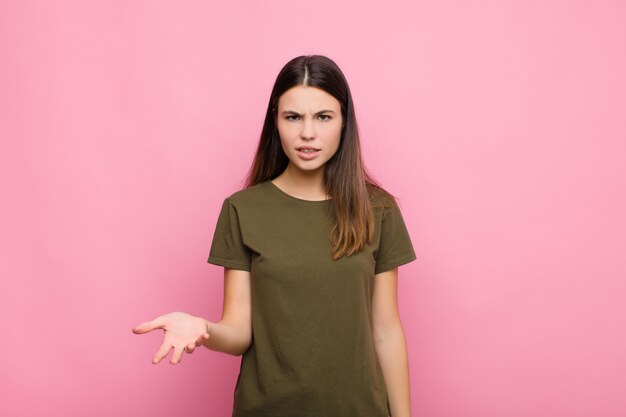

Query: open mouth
[[296, 148, 321, 160], [296, 147, 320, 153]]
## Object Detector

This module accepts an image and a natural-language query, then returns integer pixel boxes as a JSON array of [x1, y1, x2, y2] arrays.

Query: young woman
[[133, 55, 417, 417]]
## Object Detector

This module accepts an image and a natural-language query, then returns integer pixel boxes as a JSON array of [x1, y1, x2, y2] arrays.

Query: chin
[[291, 160, 326, 172]]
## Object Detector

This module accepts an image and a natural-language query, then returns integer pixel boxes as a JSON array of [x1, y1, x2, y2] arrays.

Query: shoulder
[[366, 183, 411, 225], [367, 183, 398, 210], [223, 180, 271, 207]]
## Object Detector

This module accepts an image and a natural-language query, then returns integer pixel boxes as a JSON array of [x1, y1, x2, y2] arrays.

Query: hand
[[132, 312, 211, 365]]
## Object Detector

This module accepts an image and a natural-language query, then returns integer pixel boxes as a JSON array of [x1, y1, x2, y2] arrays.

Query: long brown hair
[[243, 55, 396, 259]]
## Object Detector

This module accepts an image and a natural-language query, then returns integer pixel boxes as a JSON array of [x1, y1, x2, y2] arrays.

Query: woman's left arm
[[372, 267, 411, 417]]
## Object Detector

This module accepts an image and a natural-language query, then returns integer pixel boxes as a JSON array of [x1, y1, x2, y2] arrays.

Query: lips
[[296, 147, 321, 160]]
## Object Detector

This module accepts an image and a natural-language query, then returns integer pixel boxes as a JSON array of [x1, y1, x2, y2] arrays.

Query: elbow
[[217, 319, 252, 356], [230, 337, 252, 356]]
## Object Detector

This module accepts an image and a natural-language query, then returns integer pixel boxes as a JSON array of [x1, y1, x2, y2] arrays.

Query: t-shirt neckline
[[266, 180, 332, 205]]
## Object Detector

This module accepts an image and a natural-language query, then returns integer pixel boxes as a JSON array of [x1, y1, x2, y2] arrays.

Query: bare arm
[[372, 267, 411, 417], [199, 267, 252, 356], [132, 267, 252, 363]]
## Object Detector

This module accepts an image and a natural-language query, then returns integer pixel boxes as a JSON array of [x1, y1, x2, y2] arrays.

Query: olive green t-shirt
[[207, 180, 417, 417]]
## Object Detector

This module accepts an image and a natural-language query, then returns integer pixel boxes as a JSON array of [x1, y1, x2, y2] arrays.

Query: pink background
[[1, 1, 625, 416]]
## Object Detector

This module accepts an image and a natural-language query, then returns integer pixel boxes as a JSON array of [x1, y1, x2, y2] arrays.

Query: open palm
[[132, 312, 210, 364]]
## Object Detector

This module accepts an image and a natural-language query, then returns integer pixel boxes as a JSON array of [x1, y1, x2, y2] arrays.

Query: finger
[[185, 343, 195, 354], [133, 316, 167, 334], [152, 343, 172, 365], [132, 321, 153, 334], [198, 332, 210, 343], [170, 346, 184, 364]]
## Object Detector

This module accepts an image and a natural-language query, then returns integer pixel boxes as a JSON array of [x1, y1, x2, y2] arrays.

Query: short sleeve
[[375, 199, 417, 274], [207, 198, 252, 271]]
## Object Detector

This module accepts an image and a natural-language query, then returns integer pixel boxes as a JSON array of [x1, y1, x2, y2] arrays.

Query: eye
[[285, 115, 300, 121], [319, 114, 331, 121]]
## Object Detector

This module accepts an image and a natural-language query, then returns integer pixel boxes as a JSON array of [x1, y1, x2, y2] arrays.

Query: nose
[[300, 116, 316, 140]]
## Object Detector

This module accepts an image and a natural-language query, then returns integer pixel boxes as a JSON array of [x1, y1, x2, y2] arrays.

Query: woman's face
[[275, 85, 343, 175]]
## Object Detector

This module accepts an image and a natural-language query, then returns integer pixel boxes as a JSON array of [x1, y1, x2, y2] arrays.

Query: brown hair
[[243, 55, 396, 259]]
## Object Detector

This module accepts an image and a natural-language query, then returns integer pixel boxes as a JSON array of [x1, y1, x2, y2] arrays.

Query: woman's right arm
[[200, 267, 252, 356], [132, 267, 252, 363]]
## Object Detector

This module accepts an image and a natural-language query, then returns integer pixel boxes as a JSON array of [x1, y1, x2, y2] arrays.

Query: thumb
[[132, 322, 151, 334], [133, 315, 167, 334], [132, 318, 164, 334]]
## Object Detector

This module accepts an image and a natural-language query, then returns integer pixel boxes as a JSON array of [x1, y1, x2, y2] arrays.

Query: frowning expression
[[275, 85, 343, 174]]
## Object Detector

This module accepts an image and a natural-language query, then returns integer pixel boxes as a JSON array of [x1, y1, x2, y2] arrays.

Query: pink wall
[[1, 1, 625, 416]]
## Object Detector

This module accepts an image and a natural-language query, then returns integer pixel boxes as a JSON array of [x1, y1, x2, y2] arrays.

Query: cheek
[[275, 125, 287, 144], [329, 128, 342, 149], [278, 135, 291, 152], [277, 123, 297, 141]]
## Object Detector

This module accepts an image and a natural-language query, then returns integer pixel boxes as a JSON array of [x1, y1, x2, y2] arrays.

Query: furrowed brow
[[281, 109, 336, 116]]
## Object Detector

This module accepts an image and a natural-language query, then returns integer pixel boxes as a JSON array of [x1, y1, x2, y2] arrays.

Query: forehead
[[278, 85, 340, 110]]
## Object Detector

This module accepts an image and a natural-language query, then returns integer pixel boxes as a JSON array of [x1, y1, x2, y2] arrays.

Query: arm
[[132, 267, 252, 363], [200, 267, 252, 356], [372, 267, 412, 417]]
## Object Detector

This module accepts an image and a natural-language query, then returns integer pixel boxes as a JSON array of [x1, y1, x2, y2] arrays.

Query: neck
[[273, 164, 328, 200]]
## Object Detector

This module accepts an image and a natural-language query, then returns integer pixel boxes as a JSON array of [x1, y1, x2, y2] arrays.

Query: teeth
[[300, 149, 317, 153]]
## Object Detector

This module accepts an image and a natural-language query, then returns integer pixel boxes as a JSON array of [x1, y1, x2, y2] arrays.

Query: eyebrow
[[280, 109, 336, 116]]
